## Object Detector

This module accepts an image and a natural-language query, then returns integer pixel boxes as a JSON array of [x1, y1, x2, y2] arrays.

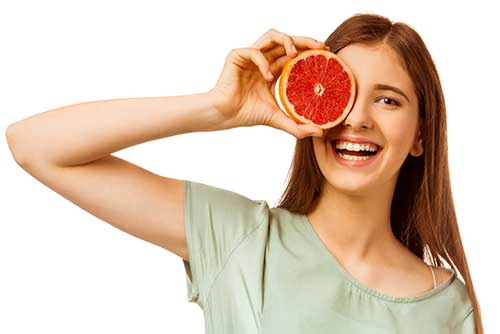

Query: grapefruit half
[[278, 49, 356, 129]]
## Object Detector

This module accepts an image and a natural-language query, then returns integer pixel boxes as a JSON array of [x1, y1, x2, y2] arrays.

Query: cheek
[[312, 139, 325, 160], [312, 139, 331, 169], [381, 115, 418, 153]]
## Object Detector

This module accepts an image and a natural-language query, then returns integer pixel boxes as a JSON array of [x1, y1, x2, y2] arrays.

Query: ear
[[410, 126, 424, 157]]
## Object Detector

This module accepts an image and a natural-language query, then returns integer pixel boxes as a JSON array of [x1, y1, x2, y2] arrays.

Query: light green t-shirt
[[181, 180, 475, 333]]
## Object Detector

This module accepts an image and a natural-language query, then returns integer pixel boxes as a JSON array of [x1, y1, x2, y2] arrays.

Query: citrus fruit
[[278, 49, 356, 129]]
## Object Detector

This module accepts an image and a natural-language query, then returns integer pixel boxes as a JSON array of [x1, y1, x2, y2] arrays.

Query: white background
[[1, 0, 496, 333]]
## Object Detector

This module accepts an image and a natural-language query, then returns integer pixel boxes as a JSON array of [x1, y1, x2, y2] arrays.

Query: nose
[[340, 96, 373, 130]]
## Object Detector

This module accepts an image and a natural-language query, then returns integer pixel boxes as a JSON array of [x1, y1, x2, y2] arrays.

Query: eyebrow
[[373, 84, 410, 103]]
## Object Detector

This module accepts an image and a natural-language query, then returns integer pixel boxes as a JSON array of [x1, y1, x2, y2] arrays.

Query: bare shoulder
[[434, 266, 453, 284], [397, 250, 453, 287]]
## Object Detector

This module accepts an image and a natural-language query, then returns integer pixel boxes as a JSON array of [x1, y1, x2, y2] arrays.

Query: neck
[[308, 177, 400, 264]]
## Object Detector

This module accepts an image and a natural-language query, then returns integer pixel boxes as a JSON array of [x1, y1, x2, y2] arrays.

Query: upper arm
[[17, 154, 189, 261], [15, 150, 272, 306], [181, 180, 270, 304]]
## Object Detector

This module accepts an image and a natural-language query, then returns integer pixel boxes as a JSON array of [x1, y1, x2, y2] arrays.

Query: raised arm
[[6, 92, 227, 168], [6, 28, 327, 261], [6, 92, 226, 260]]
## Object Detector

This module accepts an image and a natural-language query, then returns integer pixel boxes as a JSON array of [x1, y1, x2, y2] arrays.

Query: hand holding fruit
[[208, 28, 329, 139]]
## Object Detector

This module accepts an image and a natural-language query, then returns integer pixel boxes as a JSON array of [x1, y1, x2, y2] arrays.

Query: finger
[[262, 44, 287, 61], [251, 28, 287, 50], [228, 48, 274, 81], [267, 46, 333, 85], [259, 39, 330, 69], [265, 48, 333, 80], [253, 28, 327, 55], [252, 29, 298, 57], [291, 35, 327, 51], [269, 53, 294, 76], [297, 123, 325, 138], [268, 108, 324, 139], [265, 42, 329, 60]]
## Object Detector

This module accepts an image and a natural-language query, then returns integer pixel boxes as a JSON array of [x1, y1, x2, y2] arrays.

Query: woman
[[6, 13, 482, 334]]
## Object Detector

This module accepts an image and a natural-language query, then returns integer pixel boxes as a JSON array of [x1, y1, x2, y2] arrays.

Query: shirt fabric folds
[[181, 180, 475, 334]]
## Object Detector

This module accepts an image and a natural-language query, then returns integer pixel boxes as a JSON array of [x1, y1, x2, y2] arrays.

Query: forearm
[[7, 90, 229, 167]]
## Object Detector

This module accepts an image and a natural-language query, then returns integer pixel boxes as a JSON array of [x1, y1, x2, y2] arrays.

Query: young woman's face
[[312, 42, 423, 195]]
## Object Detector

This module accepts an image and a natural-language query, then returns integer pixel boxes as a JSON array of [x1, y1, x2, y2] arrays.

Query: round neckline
[[300, 213, 457, 303]]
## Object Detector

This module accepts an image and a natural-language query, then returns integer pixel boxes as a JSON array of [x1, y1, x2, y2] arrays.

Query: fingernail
[[291, 45, 297, 54]]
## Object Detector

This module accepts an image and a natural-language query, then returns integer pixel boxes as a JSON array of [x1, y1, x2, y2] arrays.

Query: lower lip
[[331, 142, 383, 167]]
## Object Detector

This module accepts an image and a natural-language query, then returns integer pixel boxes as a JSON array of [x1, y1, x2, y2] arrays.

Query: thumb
[[268, 108, 324, 139]]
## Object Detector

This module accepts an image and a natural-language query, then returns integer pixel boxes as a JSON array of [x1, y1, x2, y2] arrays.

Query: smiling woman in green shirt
[[7, 12, 483, 334], [180, 13, 483, 333]]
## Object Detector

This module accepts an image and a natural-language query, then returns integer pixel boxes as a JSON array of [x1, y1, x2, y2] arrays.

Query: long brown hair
[[276, 13, 483, 333]]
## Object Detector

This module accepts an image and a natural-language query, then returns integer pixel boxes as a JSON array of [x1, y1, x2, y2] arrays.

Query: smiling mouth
[[330, 140, 383, 163], [331, 140, 381, 156]]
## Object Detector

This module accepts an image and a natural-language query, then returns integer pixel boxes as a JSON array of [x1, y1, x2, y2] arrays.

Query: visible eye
[[376, 97, 401, 107]]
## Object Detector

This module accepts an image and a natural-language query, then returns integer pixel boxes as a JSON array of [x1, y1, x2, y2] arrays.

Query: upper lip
[[332, 135, 383, 148]]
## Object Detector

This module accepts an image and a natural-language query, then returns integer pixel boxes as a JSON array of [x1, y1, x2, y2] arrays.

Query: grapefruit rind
[[278, 49, 356, 130]]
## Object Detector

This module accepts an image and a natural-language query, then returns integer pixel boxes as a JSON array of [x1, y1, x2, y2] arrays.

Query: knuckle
[[226, 49, 237, 60], [248, 47, 259, 57], [252, 48, 265, 58], [230, 47, 246, 57], [227, 48, 245, 62]]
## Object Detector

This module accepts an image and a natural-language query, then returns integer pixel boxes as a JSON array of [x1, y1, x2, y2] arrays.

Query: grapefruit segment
[[278, 49, 356, 129]]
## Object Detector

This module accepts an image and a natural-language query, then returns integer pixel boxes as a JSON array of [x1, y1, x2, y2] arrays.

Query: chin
[[324, 176, 380, 196]]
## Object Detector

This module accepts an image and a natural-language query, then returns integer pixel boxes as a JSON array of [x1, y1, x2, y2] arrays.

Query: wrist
[[205, 89, 236, 131]]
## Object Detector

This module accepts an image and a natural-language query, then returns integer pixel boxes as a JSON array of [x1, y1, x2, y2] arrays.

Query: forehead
[[337, 43, 414, 99]]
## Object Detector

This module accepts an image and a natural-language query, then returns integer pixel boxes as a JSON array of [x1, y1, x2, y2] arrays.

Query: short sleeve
[[452, 308, 475, 333], [181, 180, 269, 307]]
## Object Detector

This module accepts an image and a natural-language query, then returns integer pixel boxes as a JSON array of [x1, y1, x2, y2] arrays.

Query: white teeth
[[338, 151, 373, 161], [334, 140, 378, 152]]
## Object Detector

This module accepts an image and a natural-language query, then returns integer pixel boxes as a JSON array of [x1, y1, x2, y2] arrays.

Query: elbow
[[6, 122, 30, 168]]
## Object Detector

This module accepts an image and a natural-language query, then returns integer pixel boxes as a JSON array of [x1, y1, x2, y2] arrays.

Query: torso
[[351, 258, 451, 298], [305, 209, 453, 298], [320, 235, 452, 298]]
